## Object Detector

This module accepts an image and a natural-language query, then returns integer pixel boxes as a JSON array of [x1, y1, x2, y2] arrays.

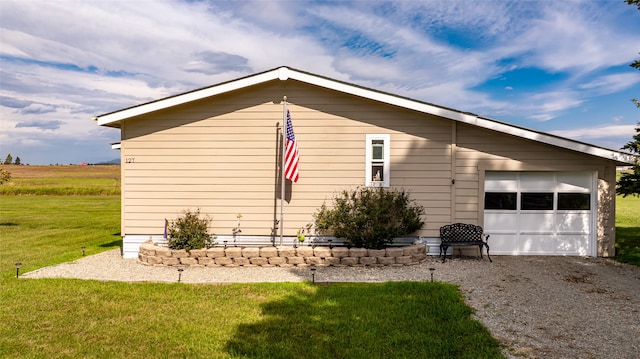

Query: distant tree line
[[3, 154, 23, 165]]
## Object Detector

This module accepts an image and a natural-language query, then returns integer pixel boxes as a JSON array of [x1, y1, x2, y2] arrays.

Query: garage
[[483, 171, 597, 256]]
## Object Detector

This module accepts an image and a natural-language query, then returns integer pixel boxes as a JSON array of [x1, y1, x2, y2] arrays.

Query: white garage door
[[484, 172, 597, 256]]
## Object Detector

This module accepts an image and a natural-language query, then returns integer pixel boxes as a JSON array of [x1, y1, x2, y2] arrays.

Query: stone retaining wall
[[138, 240, 427, 267]]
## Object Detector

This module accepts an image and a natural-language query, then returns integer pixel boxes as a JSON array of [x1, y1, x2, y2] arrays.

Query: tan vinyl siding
[[114, 76, 619, 255], [120, 80, 453, 238]]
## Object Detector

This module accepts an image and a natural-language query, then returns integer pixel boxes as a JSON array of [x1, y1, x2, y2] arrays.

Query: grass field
[[615, 195, 640, 265], [0, 165, 637, 358], [0, 165, 504, 358], [0, 164, 120, 195]]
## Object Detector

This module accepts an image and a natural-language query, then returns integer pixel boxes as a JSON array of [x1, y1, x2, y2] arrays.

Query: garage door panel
[[556, 234, 590, 255], [516, 235, 549, 254], [484, 171, 594, 256], [556, 212, 590, 233], [488, 234, 589, 255], [487, 234, 516, 255], [484, 213, 518, 232], [557, 172, 592, 192], [519, 213, 555, 232], [485, 172, 518, 191], [520, 173, 555, 190]]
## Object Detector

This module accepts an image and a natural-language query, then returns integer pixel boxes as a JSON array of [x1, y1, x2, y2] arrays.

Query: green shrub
[[314, 187, 425, 249], [167, 209, 215, 250], [0, 168, 11, 185]]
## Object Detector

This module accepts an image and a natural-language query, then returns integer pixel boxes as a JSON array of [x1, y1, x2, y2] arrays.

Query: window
[[558, 193, 590, 210], [366, 134, 390, 187], [485, 191, 590, 211], [484, 192, 517, 210], [521, 193, 554, 210]]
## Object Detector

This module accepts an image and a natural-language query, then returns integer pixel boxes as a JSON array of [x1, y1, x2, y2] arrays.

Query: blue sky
[[1, 0, 639, 165]]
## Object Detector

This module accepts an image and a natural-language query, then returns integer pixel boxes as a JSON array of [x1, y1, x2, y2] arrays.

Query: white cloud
[[1, 0, 639, 163], [579, 73, 640, 95], [550, 124, 637, 142], [497, 2, 639, 73]]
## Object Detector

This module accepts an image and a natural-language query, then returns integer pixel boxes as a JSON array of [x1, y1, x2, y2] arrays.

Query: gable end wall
[[119, 81, 457, 240], [116, 80, 616, 256]]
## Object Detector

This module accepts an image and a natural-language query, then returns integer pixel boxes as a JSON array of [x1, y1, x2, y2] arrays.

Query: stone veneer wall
[[138, 240, 427, 267]]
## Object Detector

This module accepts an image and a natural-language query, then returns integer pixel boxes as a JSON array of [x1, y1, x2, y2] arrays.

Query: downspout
[[451, 122, 457, 224]]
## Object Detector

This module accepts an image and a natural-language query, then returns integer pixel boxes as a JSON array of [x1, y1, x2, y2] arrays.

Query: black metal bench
[[439, 223, 492, 263]]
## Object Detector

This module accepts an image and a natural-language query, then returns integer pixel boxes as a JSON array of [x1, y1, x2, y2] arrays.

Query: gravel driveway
[[23, 249, 640, 358]]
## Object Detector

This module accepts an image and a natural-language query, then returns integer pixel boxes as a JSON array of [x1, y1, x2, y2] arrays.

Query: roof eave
[[286, 68, 636, 165], [95, 67, 284, 126], [94, 66, 637, 165], [472, 116, 637, 165]]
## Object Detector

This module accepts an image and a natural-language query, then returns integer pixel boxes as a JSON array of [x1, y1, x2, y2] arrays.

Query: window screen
[[372, 140, 384, 160]]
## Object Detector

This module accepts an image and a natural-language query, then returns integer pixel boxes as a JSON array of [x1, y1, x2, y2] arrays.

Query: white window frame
[[366, 134, 390, 187]]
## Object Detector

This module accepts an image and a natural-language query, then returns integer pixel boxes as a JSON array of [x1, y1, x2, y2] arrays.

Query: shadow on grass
[[615, 227, 640, 266], [98, 232, 122, 249], [225, 282, 502, 359], [100, 239, 122, 248]]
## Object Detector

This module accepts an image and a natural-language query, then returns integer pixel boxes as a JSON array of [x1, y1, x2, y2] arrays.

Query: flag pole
[[280, 96, 287, 247]]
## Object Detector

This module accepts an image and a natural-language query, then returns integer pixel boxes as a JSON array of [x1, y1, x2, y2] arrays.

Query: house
[[95, 66, 635, 259]]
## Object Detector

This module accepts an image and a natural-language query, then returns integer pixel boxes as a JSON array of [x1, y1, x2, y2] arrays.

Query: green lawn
[[1, 165, 637, 358], [615, 195, 640, 265], [0, 196, 121, 272], [0, 195, 503, 358], [0, 176, 120, 195]]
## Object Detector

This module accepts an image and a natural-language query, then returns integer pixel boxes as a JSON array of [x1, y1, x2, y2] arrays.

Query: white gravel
[[22, 249, 640, 359]]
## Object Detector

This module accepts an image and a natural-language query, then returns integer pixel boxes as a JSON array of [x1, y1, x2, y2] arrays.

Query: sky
[[1, 0, 639, 165]]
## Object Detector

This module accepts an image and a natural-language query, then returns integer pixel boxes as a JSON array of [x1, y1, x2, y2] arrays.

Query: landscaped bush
[[167, 209, 215, 250], [0, 168, 11, 185], [314, 187, 425, 249]]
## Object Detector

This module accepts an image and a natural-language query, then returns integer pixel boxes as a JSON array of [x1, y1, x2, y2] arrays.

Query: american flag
[[284, 110, 299, 182]]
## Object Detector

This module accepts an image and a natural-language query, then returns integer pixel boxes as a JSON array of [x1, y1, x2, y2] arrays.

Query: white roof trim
[[469, 116, 636, 164], [96, 68, 281, 126], [95, 66, 636, 164]]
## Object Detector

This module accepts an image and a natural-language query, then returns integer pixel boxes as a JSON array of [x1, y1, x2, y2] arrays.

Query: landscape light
[[82, 246, 86, 256], [310, 265, 317, 284], [15, 262, 22, 278], [429, 268, 436, 282], [177, 268, 184, 283]]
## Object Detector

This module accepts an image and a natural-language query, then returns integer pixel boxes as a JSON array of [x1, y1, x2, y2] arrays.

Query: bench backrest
[[440, 223, 484, 242]]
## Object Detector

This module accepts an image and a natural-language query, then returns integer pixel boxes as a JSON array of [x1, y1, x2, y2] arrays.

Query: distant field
[[0, 165, 120, 195], [1, 165, 637, 265], [2, 164, 120, 178]]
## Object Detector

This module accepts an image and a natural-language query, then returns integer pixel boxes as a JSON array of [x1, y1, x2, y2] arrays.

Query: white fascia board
[[286, 69, 477, 123], [472, 117, 637, 164], [288, 69, 636, 164], [96, 69, 281, 126], [96, 66, 636, 164]]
